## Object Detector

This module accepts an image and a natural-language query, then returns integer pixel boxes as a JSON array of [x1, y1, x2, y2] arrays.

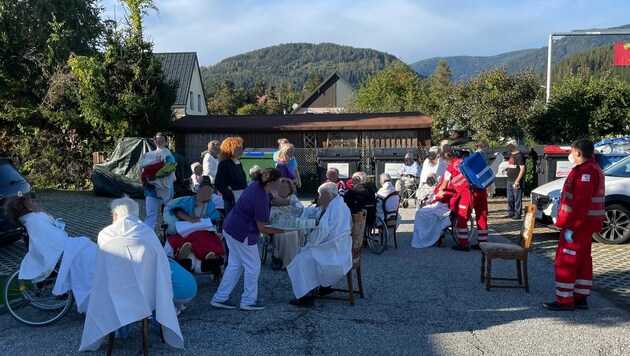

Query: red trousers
[[555, 228, 593, 306], [455, 189, 488, 247], [167, 231, 225, 260]]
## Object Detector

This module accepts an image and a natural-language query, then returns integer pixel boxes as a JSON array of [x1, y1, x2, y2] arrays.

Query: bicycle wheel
[[366, 216, 388, 254], [258, 234, 269, 263], [4, 269, 74, 326]]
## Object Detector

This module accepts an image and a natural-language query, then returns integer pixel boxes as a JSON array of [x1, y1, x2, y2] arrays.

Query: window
[[197, 94, 201, 112], [189, 91, 194, 110]]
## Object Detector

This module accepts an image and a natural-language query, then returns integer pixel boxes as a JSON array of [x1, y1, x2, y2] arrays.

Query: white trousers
[[211, 232, 261, 306], [145, 196, 162, 231]]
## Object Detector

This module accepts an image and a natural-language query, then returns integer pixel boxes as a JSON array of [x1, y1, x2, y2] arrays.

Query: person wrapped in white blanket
[[287, 182, 352, 307], [270, 178, 305, 269], [411, 173, 455, 248], [5, 196, 97, 313], [80, 197, 188, 352]]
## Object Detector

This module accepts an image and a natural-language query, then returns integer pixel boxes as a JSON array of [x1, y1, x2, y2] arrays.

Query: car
[[531, 155, 630, 244], [0, 158, 35, 245]]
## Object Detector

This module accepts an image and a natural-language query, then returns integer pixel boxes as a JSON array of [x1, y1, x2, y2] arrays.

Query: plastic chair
[[480, 205, 537, 292]]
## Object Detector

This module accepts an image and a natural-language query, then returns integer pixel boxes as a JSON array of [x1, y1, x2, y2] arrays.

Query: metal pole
[[546, 33, 553, 104]]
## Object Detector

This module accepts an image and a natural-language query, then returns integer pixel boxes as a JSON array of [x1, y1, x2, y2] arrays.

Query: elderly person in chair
[[80, 197, 187, 352], [395, 152, 420, 192], [287, 182, 352, 307], [163, 180, 225, 277]]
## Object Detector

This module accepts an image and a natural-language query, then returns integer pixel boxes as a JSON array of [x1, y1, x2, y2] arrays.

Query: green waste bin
[[239, 149, 276, 183]]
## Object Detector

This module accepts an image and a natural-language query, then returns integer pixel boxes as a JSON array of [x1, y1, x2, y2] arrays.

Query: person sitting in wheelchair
[[395, 152, 421, 193], [376, 173, 400, 229], [5, 196, 97, 313], [343, 171, 377, 232], [163, 179, 225, 276], [411, 173, 455, 249]]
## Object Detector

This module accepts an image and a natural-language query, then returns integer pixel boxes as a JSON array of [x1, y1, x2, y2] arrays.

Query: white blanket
[[175, 218, 215, 237], [287, 195, 352, 298], [19, 212, 67, 282], [411, 202, 452, 248], [53, 237, 97, 313], [80, 216, 183, 352]]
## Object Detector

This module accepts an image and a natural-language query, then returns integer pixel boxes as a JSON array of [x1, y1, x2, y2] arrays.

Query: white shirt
[[203, 153, 219, 183], [399, 161, 420, 178], [420, 158, 448, 184]]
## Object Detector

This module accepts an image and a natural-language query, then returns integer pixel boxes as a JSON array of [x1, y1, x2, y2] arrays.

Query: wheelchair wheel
[[366, 216, 389, 254], [3, 268, 74, 326], [258, 234, 269, 264], [450, 214, 476, 247]]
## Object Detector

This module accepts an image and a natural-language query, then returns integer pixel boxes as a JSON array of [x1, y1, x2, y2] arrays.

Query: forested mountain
[[200, 43, 400, 91], [551, 44, 630, 81], [411, 25, 630, 81]]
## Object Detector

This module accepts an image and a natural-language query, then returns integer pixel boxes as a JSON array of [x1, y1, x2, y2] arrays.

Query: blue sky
[[101, 0, 630, 66]]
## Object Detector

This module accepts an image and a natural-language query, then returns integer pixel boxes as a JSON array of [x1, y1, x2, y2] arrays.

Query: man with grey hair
[[503, 139, 526, 219], [395, 152, 420, 192], [203, 140, 220, 183], [287, 182, 352, 307]]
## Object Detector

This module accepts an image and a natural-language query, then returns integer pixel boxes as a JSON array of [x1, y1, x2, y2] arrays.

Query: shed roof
[[170, 112, 432, 132], [154, 52, 198, 106]]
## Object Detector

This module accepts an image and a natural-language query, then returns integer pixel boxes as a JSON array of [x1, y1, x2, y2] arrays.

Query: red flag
[[613, 43, 630, 66]]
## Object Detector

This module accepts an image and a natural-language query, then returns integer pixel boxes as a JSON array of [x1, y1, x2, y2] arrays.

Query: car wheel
[[593, 204, 630, 244]]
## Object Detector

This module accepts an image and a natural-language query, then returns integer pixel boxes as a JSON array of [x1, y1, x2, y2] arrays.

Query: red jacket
[[446, 158, 469, 194], [556, 157, 605, 232]]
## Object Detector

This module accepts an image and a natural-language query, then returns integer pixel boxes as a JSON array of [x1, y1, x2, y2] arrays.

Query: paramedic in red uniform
[[436, 149, 489, 251], [543, 139, 604, 311]]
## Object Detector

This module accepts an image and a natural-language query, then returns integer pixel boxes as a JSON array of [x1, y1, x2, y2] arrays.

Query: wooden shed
[[170, 112, 433, 163]]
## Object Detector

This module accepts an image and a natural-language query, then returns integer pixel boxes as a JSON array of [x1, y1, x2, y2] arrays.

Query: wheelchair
[[365, 215, 389, 254], [258, 232, 275, 265], [398, 176, 420, 209], [3, 265, 74, 326]]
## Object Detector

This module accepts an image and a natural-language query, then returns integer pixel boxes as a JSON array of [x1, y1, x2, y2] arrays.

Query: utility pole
[[546, 30, 630, 104]]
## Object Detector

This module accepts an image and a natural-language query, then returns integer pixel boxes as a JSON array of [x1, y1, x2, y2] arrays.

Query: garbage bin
[[239, 148, 276, 183], [372, 148, 419, 188], [316, 148, 361, 183], [533, 145, 572, 187]]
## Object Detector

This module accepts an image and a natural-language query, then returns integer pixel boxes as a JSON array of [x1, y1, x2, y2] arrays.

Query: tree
[[206, 80, 248, 115], [524, 72, 630, 144], [419, 60, 455, 140], [347, 61, 422, 113], [68, 0, 177, 139]]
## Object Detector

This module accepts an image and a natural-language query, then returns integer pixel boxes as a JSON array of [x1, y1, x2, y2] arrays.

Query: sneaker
[[240, 301, 266, 311], [451, 245, 470, 252], [469, 244, 481, 250], [512, 215, 522, 220], [178, 242, 192, 260], [542, 301, 574, 311], [205, 252, 216, 260], [574, 298, 588, 310], [210, 299, 238, 309], [501, 214, 514, 219], [289, 297, 315, 308], [317, 286, 335, 296]]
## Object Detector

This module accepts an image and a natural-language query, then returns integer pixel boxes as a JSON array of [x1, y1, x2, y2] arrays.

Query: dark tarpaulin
[[92, 137, 188, 198]]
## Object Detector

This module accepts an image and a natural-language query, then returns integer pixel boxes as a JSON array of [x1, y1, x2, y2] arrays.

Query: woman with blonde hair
[[215, 137, 247, 215]]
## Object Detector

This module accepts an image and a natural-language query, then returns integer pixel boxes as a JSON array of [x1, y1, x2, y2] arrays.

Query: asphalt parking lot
[[0, 190, 628, 355]]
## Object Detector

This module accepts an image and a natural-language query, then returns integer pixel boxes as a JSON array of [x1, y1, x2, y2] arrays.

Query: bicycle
[[3, 266, 74, 326]]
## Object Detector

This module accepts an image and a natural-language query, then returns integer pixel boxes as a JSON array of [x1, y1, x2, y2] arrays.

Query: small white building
[[154, 52, 208, 118]]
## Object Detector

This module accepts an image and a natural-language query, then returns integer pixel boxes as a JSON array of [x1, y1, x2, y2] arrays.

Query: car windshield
[[0, 163, 26, 187], [604, 157, 630, 177]]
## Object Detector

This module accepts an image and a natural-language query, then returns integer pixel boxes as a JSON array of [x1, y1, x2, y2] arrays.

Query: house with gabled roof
[[154, 52, 208, 118], [290, 71, 356, 114]]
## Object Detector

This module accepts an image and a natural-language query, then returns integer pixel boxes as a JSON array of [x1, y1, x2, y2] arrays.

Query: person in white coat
[[287, 182, 352, 307], [5, 196, 97, 313], [80, 197, 184, 352]]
